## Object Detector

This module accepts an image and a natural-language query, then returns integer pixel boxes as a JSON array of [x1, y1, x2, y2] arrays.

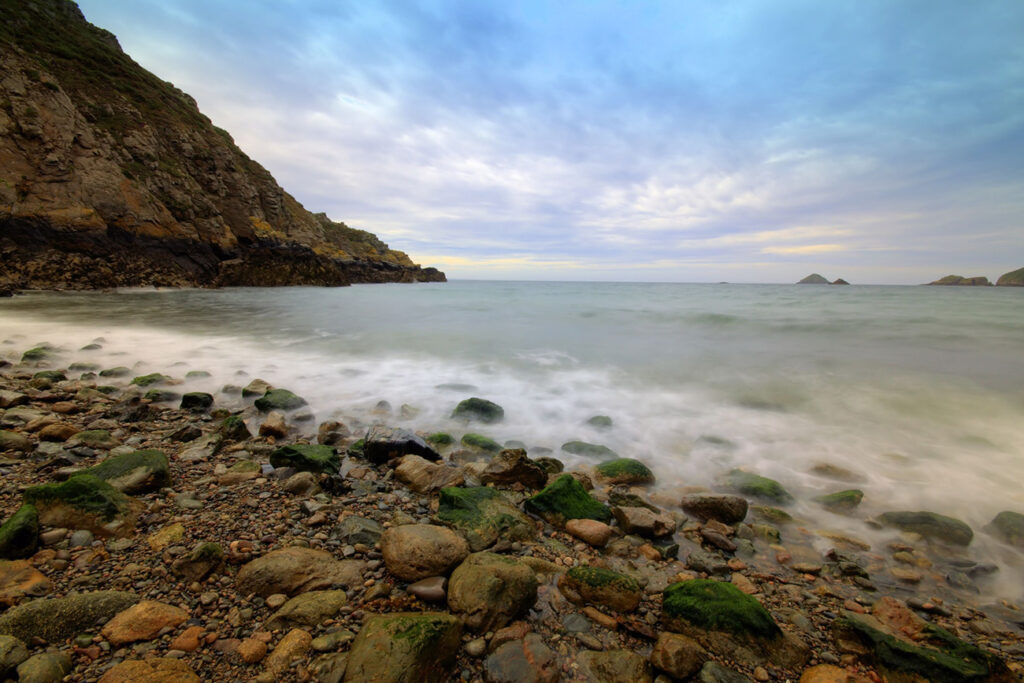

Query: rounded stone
[[380, 524, 470, 582]]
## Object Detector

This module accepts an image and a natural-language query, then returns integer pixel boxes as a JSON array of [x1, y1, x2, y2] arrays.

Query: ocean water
[[2, 281, 1024, 592]]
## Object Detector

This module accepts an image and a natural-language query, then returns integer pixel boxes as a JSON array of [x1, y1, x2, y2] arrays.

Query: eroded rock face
[[0, 3, 444, 290]]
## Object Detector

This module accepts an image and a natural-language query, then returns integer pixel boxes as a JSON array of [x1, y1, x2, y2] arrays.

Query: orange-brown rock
[[100, 600, 189, 646], [169, 625, 204, 652], [0, 559, 52, 606], [799, 664, 874, 683], [237, 637, 268, 664], [98, 658, 200, 683], [264, 628, 311, 675]]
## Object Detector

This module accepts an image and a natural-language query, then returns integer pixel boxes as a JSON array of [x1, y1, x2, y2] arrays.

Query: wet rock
[[237, 638, 268, 664], [170, 542, 224, 582], [461, 433, 502, 453], [178, 432, 223, 462], [395, 454, 464, 493], [577, 650, 652, 682], [561, 440, 618, 459], [560, 565, 641, 613], [79, 449, 170, 494], [680, 494, 749, 525], [15, 651, 71, 683], [408, 576, 447, 603], [38, 423, 77, 442], [0, 590, 138, 642], [720, 470, 793, 505], [259, 411, 288, 438], [219, 415, 251, 441], [254, 388, 307, 412], [363, 425, 441, 464], [587, 415, 613, 429], [594, 458, 655, 485], [242, 378, 273, 397], [269, 443, 339, 475], [381, 524, 470, 582], [798, 664, 873, 683], [0, 504, 39, 560], [0, 430, 32, 453], [876, 510, 973, 546], [0, 559, 52, 606], [282, 471, 321, 496], [484, 633, 559, 683], [480, 449, 548, 489], [265, 628, 313, 675], [131, 373, 170, 387], [180, 392, 213, 412], [265, 590, 348, 630], [447, 552, 539, 631], [814, 489, 863, 513], [344, 612, 461, 683], [686, 550, 730, 575], [452, 397, 504, 424], [98, 657, 200, 682], [565, 518, 613, 548], [236, 547, 366, 597], [699, 661, 753, 683], [436, 487, 535, 552], [611, 506, 676, 538], [524, 474, 611, 527], [100, 600, 188, 646], [650, 632, 708, 679], [0, 635, 29, 678], [0, 391, 29, 410], [330, 516, 383, 547], [67, 429, 120, 450], [985, 510, 1024, 549], [23, 474, 139, 537]]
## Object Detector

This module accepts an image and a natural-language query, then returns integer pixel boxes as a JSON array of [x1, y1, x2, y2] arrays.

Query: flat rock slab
[[236, 547, 365, 597], [265, 590, 348, 631]]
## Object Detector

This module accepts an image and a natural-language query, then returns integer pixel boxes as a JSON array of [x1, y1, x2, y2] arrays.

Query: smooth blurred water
[[2, 281, 1024, 581]]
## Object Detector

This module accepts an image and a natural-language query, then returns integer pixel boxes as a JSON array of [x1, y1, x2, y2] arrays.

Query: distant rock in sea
[[996, 267, 1024, 287], [831, 278, 850, 285], [797, 273, 829, 284], [927, 275, 992, 286]]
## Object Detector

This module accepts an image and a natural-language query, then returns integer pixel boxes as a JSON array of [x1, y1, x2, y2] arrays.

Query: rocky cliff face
[[0, 0, 445, 290]]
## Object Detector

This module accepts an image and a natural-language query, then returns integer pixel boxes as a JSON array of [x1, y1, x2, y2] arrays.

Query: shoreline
[[1, 336, 1023, 681]]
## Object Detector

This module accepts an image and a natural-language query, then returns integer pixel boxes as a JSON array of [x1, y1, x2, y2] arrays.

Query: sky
[[75, 1, 1024, 284]]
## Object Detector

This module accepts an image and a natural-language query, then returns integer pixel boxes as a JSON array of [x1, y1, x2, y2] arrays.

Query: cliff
[[0, 0, 445, 289], [996, 267, 1024, 287]]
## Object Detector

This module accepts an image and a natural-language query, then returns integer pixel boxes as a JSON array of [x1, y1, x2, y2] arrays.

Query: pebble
[[464, 638, 487, 657]]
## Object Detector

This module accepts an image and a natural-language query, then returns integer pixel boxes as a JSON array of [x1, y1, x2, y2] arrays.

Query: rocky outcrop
[[927, 275, 991, 286], [797, 273, 829, 284], [996, 267, 1024, 286], [0, 1, 445, 290]]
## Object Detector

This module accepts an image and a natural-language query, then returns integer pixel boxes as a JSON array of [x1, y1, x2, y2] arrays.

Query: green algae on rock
[[815, 489, 863, 513], [560, 440, 619, 459], [0, 590, 139, 643], [23, 474, 138, 537], [436, 487, 534, 552], [218, 415, 251, 441], [594, 457, 655, 485], [254, 389, 308, 412], [876, 510, 973, 546], [720, 469, 794, 505], [663, 579, 780, 639], [269, 444, 339, 475], [460, 433, 501, 453], [451, 397, 505, 424], [427, 432, 454, 447], [985, 511, 1024, 549], [99, 366, 131, 378], [343, 612, 462, 683], [79, 449, 170, 494], [0, 505, 39, 560], [560, 565, 642, 613], [130, 373, 170, 387], [524, 474, 611, 526]]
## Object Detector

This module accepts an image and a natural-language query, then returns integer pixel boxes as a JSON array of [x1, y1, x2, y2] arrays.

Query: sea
[[2, 281, 1023, 596]]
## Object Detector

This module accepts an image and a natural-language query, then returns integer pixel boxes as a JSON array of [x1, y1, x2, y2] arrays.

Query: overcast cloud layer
[[76, 0, 1024, 283]]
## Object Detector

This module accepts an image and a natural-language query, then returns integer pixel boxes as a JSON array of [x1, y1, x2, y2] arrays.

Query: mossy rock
[[534, 457, 564, 474], [20, 346, 53, 362], [0, 590, 139, 643], [23, 474, 137, 537], [0, 504, 39, 559], [447, 552, 539, 632], [69, 362, 100, 373], [594, 458, 655, 485], [436, 487, 534, 552], [99, 366, 131, 378], [32, 370, 66, 382], [750, 505, 794, 525], [79, 449, 170, 494], [185, 370, 212, 379], [180, 392, 214, 412], [663, 579, 780, 639], [427, 432, 454, 447], [586, 415, 613, 429], [0, 430, 32, 453], [96, 385, 119, 395], [344, 612, 462, 683], [270, 444, 339, 475], [451, 397, 504, 424], [561, 441, 618, 459], [460, 433, 501, 453], [347, 438, 365, 458], [143, 389, 180, 402], [524, 474, 611, 526], [721, 469, 794, 505], [131, 373, 170, 387], [877, 511, 973, 547], [562, 565, 642, 612], [834, 613, 1010, 683], [254, 389, 307, 412], [218, 415, 251, 441], [985, 511, 1024, 549], [815, 489, 863, 513]]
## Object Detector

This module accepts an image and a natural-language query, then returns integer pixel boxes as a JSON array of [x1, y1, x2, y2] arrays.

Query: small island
[[796, 274, 850, 285], [927, 275, 992, 286]]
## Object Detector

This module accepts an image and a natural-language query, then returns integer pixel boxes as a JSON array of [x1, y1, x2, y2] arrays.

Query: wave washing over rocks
[[1, 336, 1024, 682]]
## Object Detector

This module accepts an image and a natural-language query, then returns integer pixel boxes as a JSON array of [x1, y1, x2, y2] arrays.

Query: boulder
[[180, 392, 213, 412], [66, 429, 120, 450], [98, 658, 200, 683], [130, 373, 170, 387], [561, 440, 618, 458], [451, 397, 504, 424], [876, 510, 973, 546], [330, 516, 384, 547], [594, 458, 655, 485], [259, 410, 289, 438], [23, 474, 139, 537], [218, 415, 251, 441], [0, 505, 39, 560], [435, 487, 535, 552], [461, 433, 502, 453], [985, 510, 1024, 548], [0, 635, 29, 678], [0, 392, 29, 410], [242, 378, 273, 397], [650, 632, 709, 679], [16, 652, 72, 683], [720, 470, 793, 505], [265, 590, 348, 631], [344, 612, 462, 683], [395, 455, 465, 493], [662, 580, 807, 669], [484, 633, 559, 683], [559, 565, 641, 613], [79, 449, 170, 494], [269, 444, 340, 475], [363, 425, 440, 464], [0, 559, 52, 607], [100, 600, 189, 646], [680, 494, 748, 525], [797, 273, 828, 284], [814, 489, 863, 513], [265, 628, 313, 676], [447, 552, 539, 631], [254, 389, 307, 412], [565, 518, 613, 548], [996, 266, 1024, 286], [236, 547, 366, 597], [576, 649, 652, 683], [381, 524, 470, 582], [178, 432, 223, 462], [0, 430, 31, 453], [611, 506, 676, 538], [0, 590, 138, 643], [479, 449, 548, 489], [524, 474, 611, 526]]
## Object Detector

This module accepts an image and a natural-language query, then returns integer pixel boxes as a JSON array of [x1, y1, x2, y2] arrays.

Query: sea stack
[[797, 273, 829, 284]]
